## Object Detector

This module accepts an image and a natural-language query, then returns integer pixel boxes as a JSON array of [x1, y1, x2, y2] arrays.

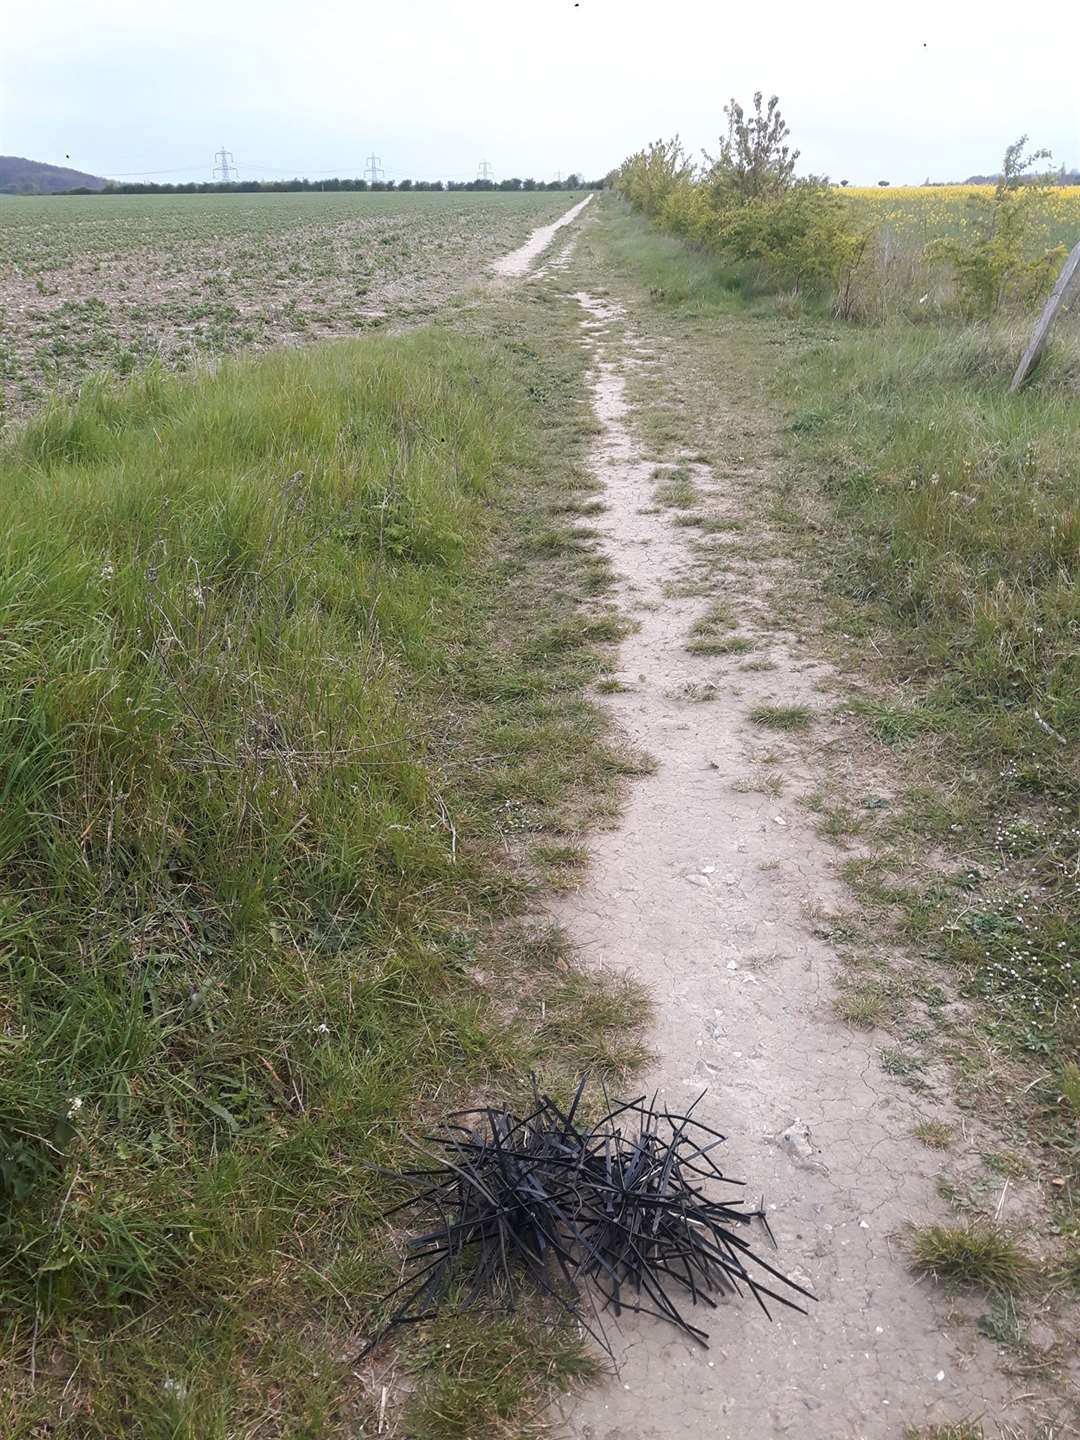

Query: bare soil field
[[0, 190, 573, 421]]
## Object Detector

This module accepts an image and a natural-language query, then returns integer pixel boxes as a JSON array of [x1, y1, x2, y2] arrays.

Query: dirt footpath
[[537, 277, 1026, 1439]]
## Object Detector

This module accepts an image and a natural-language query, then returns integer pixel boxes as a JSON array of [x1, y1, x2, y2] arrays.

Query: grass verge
[[0, 289, 642, 1436]]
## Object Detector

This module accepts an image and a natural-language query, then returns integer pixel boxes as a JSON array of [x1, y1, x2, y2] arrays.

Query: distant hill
[[0, 155, 108, 195]]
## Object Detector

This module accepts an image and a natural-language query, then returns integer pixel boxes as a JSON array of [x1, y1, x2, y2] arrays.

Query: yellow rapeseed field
[[837, 184, 1080, 250]]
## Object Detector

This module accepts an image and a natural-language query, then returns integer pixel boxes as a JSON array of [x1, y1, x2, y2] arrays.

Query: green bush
[[714, 183, 866, 294], [926, 138, 1067, 316], [616, 96, 864, 300]]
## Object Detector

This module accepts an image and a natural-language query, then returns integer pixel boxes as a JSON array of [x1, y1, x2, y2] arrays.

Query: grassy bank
[[781, 317, 1079, 1059], [581, 198, 1079, 1271], [0, 294, 643, 1436]]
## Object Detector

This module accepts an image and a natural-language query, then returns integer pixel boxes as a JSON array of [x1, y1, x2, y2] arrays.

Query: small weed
[[818, 806, 864, 839], [551, 497, 606, 517], [607, 745, 657, 777], [538, 970, 653, 1076], [849, 699, 932, 746], [732, 771, 784, 798], [678, 681, 720, 702], [881, 1048, 926, 1078], [910, 1224, 1035, 1292], [976, 1291, 1027, 1351], [699, 514, 745, 534], [1056, 1060, 1080, 1117], [982, 1150, 1031, 1179], [833, 987, 885, 1030], [913, 1119, 953, 1150], [686, 601, 750, 655], [1051, 1246, 1080, 1291]]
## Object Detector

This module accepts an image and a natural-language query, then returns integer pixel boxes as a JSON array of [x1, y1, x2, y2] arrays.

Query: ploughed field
[[0, 189, 571, 420]]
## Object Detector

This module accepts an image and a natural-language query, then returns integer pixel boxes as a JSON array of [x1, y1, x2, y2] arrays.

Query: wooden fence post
[[1010, 238, 1080, 393]]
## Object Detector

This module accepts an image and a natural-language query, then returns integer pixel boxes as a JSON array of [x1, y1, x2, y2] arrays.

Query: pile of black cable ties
[[366, 1077, 813, 1355]]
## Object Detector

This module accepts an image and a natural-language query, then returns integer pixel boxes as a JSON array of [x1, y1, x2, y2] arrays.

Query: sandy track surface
[[490, 196, 593, 277], [541, 282, 1031, 1439]]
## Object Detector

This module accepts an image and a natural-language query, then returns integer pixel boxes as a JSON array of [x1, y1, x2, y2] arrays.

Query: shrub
[[926, 137, 1067, 316], [714, 182, 866, 295], [616, 136, 695, 221], [618, 96, 865, 301]]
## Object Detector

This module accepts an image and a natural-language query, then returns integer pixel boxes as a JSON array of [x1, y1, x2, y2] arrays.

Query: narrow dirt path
[[490, 195, 593, 277], [546, 286, 1024, 1439]]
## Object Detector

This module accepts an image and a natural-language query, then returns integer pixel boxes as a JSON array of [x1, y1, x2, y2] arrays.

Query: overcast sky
[[5, 1, 1079, 187]]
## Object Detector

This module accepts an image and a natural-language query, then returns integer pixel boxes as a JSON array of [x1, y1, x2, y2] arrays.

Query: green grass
[[533, 841, 590, 891], [781, 315, 1080, 1065], [576, 201, 747, 316], [403, 1313, 599, 1440], [910, 1224, 1036, 1293], [684, 600, 753, 656], [653, 464, 700, 508], [748, 704, 814, 731], [0, 291, 638, 1434], [832, 986, 885, 1029]]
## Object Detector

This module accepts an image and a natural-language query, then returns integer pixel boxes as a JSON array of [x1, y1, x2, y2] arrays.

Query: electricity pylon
[[212, 146, 237, 182]]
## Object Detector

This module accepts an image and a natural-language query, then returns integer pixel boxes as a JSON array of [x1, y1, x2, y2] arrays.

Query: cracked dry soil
[[538, 284, 1021, 1440]]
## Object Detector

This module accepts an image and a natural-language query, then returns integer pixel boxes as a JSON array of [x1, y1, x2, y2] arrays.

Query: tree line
[[61, 174, 605, 197]]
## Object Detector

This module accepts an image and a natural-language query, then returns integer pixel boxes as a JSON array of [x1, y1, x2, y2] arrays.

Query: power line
[[92, 155, 587, 185], [211, 145, 238, 182], [106, 164, 212, 177]]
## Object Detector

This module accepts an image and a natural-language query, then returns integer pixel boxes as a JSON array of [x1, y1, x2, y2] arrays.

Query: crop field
[[834, 184, 1080, 322], [0, 190, 572, 420], [837, 183, 1080, 249]]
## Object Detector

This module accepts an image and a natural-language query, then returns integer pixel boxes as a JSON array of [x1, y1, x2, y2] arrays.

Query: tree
[[997, 134, 1052, 194], [704, 92, 798, 206]]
